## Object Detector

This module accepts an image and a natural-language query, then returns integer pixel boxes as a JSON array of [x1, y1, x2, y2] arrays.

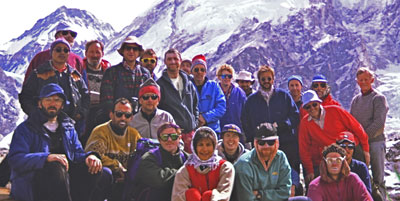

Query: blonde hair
[[257, 65, 275, 80], [216, 64, 235, 76]]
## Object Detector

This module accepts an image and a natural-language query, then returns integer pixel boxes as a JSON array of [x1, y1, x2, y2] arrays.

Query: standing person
[[216, 64, 247, 132], [217, 124, 249, 164], [190, 54, 226, 134], [288, 75, 307, 118], [140, 49, 158, 80], [350, 67, 389, 200], [181, 59, 192, 75], [19, 38, 89, 137], [24, 27, 83, 84], [100, 36, 150, 118], [310, 74, 341, 106], [307, 144, 373, 201], [171, 127, 235, 201], [235, 70, 256, 97], [129, 78, 175, 139], [9, 83, 110, 201], [157, 48, 198, 153]]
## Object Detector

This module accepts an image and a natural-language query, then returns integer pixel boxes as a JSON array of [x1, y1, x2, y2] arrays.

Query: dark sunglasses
[[142, 94, 158, 100], [257, 139, 276, 146], [261, 77, 272, 82], [141, 58, 156, 64], [125, 46, 141, 51], [193, 68, 206, 73], [159, 133, 180, 141], [339, 143, 355, 149], [61, 30, 77, 38], [220, 74, 233, 79], [114, 111, 133, 118], [304, 102, 319, 110], [312, 83, 327, 88], [55, 47, 70, 53]]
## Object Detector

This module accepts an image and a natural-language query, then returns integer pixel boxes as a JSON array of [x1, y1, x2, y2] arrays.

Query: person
[[140, 49, 158, 79], [100, 36, 150, 118], [8, 83, 111, 201], [19, 38, 89, 137], [217, 124, 249, 164], [307, 144, 373, 201], [181, 59, 192, 75], [85, 98, 142, 200], [350, 67, 389, 200], [288, 75, 307, 118], [310, 74, 341, 106], [81, 40, 111, 146], [171, 126, 235, 201], [336, 131, 372, 194], [133, 122, 188, 201], [24, 27, 83, 84], [129, 78, 175, 139], [190, 54, 226, 134], [216, 64, 247, 132], [298, 90, 370, 185], [235, 70, 256, 97], [157, 48, 199, 153]]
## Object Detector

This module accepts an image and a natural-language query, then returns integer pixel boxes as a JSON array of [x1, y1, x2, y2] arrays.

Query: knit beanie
[[50, 38, 71, 54], [138, 78, 161, 100], [287, 75, 303, 86], [191, 54, 207, 71]]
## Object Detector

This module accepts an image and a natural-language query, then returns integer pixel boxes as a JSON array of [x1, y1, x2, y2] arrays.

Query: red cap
[[337, 131, 355, 144]]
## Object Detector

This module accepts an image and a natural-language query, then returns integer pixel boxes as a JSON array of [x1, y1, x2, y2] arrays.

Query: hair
[[164, 48, 182, 60], [216, 64, 235, 76], [322, 144, 346, 158], [112, 98, 132, 112], [141, 49, 157, 58], [193, 128, 217, 152], [356, 67, 375, 78], [257, 65, 275, 81], [85, 40, 104, 53], [157, 122, 181, 138]]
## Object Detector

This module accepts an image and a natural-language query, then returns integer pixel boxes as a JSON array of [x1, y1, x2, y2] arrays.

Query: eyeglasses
[[304, 102, 319, 110], [324, 156, 345, 165], [55, 47, 70, 53], [193, 68, 206, 73], [42, 96, 64, 104], [312, 83, 327, 88], [141, 58, 156, 64], [114, 111, 133, 118], [125, 46, 141, 51], [159, 133, 180, 141], [339, 143, 355, 150], [61, 30, 77, 38], [257, 139, 276, 146], [220, 74, 233, 79], [260, 77, 273, 82], [142, 94, 158, 100]]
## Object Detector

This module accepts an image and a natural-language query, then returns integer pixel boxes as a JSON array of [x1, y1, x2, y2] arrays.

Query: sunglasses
[[193, 68, 206, 73], [339, 143, 355, 150], [159, 133, 180, 141], [304, 102, 319, 110], [61, 30, 77, 38], [220, 74, 233, 79], [141, 58, 156, 64], [312, 83, 327, 88], [260, 77, 272, 82], [114, 111, 133, 118], [324, 156, 345, 165], [125, 46, 141, 51], [142, 94, 158, 100], [55, 47, 70, 53], [257, 139, 276, 146]]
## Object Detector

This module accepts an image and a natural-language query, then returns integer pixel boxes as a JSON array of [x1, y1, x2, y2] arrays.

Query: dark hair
[[181, 59, 192, 65], [257, 65, 275, 81], [164, 48, 182, 60], [112, 98, 132, 112], [85, 40, 104, 53], [157, 122, 181, 138], [322, 144, 346, 158], [192, 128, 216, 152], [141, 49, 157, 58]]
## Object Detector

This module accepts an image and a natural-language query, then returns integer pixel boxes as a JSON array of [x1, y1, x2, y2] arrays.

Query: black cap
[[255, 123, 278, 140]]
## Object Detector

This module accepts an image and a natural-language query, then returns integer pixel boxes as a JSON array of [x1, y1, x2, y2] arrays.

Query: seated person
[[217, 124, 249, 164]]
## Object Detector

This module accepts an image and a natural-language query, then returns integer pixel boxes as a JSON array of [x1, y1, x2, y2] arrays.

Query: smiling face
[[258, 71, 274, 91], [159, 127, 181, 155], [139, 92, 159, 114], [86, 42, 103, 67], [192, 64, 207, 85], [356, 72, 374, 93], [164, 52, 182, 73], [122, 44, 141, 63], [195, 138, 215, 161], [218, 69, 233, 88], [109, 102, 133, 130], [288, 80, 302, 98], [304, 101, 321, 119], [51, 43, 70, 65], [222, 132, 240, 153]]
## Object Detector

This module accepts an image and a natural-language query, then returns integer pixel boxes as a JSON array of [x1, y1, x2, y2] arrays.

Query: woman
[[172, 127, 235, 201]]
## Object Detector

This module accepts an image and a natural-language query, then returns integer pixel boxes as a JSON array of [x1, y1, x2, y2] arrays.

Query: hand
[[198, 114, 206, 127], [364, 151, 370, 167], [305, 173, 315, 185], [85, 154, 102, 174], [47, 154, 69, 171], [115, 163, 127, 183]]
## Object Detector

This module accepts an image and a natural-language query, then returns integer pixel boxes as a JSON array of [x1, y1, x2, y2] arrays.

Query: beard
[[41, 106, 62, 118], [87, 58, 101, 67]]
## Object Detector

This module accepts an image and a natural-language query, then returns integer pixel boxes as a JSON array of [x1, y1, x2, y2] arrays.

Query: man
[[241, 65, 300, 181], [19, 38, 89, 137], [234, 123, 292, 200], [350, 67, 389, 200], [287, 75, 304, 113], [140, 49, 158, 79], [311, 74, 341, 106], [336, 131, 372, 194], [24, 27, 83, 84], [181, 59, 192, 75], [100, 36, 150, 117], [157, 48, 199, 153], [9, 83, 110, 201], [217, 124, 249, 164], [129, 78, 175, 139], [85, 98, 142, 200], [81, 40, 111, 145], [190, 54, 226, 133], [235, 70, 256, 97], [298, 90, 370, 185]]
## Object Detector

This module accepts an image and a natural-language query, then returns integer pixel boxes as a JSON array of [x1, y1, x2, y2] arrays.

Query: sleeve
[[19, 72, 40, 115], [192, 84, 200, 126], [202, 83, 226, 123], [339, 108, 369, 152], [68, 127, 89, 163], [298, 120, 314, 174], [234, 161, 257, 201], [350, 174, 374, 201], [100, 67, 115, 113], [356, 162, 372, 194], [211, 162, 235, 201], [364, 96, 388, 138], [307, 181, 323, 201], [171, 166, 192, 201], [286, 93, 300, 130], [76, 74, 90, 118]]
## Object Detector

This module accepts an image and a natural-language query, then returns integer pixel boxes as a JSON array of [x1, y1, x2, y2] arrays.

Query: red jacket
[[299, 105, 369, 174], [186, 160, 225, 194], [321, 94, 341, 107]]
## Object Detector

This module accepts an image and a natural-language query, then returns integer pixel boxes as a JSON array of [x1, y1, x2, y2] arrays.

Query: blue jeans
[[370, 140, 386, 201]]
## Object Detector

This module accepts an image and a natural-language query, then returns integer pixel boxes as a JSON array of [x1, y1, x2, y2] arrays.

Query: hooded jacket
[[217, 139, 248, 164]]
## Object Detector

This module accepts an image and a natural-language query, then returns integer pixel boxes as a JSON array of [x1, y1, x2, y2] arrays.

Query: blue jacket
[[241, 89, 299, 143], [193, 78, 226, 133], [350, 159, 372, 194], [219, 84, 246, 131], [8, 109, 90, 201]]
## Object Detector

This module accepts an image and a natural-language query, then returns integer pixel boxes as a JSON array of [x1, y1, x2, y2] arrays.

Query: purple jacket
[[219, 84, 246, 131]]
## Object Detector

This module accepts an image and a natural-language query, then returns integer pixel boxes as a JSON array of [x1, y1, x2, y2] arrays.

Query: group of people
[[4, 26, 389, 201]]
